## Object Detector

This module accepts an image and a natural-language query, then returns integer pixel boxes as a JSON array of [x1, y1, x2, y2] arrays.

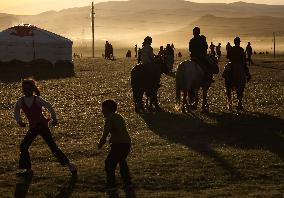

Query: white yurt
[[0, 24, 73, 64]]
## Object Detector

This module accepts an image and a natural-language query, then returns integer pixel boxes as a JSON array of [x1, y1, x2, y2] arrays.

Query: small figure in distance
[[98, 100, 133, 194], [209, 42, 216, 57], [134, 44, 138, 58], [245, 42, 253, 66], [226, 42, 232, 59], [126, 50, 132, 58], [14, 79, 77, 177], [216, 43, 222, 60]]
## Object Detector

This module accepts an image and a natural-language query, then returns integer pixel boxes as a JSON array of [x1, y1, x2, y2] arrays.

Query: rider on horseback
[[140, 36, 154, 65], [226, 37, 251, 82], [189, 27, 214, 83]]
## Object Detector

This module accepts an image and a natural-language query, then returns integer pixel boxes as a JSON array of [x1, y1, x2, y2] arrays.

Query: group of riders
[[137, 26, 251, 84]]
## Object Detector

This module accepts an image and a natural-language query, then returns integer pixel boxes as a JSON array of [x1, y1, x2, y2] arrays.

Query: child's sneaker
[[16, 169, 33, 177], [67, 163, 77, 175]]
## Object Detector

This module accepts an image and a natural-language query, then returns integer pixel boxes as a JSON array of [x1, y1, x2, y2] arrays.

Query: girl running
[[14, 79, 77, 176]]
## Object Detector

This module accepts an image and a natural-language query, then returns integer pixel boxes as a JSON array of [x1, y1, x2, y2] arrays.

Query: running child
[[14, 79, 77, 176]]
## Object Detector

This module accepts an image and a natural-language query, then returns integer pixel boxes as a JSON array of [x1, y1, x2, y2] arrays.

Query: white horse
[[175, 56, 219, 112]]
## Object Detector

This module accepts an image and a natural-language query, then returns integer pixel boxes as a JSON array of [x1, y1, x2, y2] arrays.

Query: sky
[[1, 0, 284, 15]]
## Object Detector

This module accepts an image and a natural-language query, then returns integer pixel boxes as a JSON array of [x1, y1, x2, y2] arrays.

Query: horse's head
[[206, 54, 219, 74], [154, 55, 170, 75]]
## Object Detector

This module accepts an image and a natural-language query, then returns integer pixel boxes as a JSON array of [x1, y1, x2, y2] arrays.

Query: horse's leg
[[202, 86, 209, 112], [153, 88, 161, 112], [226, 86, 233, 111], [136, 89, 145, 113], [182, 91, 188, 113], [236, 86, 245, 111], [192, 89, 199, 110]]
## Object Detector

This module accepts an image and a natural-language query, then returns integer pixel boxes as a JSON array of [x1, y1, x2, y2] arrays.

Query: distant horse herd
[[130, 53, 248, 113]]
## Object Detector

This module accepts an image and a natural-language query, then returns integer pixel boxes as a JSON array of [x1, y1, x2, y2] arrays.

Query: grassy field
[[0, 54, 284, 197]]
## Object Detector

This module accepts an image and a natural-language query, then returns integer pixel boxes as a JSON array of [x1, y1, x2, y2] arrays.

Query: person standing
[[216, 43, 222, 60], [134, 44, 138, 58], [226, 42, 232, 59], [245, 42, 253, 66], [98, 100, 133, 192]]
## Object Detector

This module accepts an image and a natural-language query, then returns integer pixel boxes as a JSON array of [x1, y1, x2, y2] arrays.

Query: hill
[[155, 15, 284, 50], [0, 0, 284, 48]]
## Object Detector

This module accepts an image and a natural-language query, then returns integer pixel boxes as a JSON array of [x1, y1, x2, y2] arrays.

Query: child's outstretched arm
[[38, 97, 57, 126], [14, 99, 26, 127]]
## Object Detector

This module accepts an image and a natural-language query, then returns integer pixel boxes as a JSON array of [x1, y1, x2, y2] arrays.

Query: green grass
[[0, 54, 284, 197]]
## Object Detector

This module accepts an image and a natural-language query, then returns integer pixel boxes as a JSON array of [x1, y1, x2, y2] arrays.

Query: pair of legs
[[105, 143, 132, 189], [19, 123, 70, 170]]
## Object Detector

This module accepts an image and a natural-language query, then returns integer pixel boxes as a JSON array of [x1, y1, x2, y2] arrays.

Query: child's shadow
[[14, 174, 77, 198]]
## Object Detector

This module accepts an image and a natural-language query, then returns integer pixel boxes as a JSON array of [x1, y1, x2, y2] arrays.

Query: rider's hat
[[234, 37, 241, 44], [144, 36, 152, 44]]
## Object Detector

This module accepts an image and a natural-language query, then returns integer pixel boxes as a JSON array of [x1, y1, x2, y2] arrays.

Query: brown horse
[[223, 62, 247, 111], [131, 55, 169, 113]]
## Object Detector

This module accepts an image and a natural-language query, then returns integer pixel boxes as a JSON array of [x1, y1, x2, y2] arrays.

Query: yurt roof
[[0, 24, 73, 44]]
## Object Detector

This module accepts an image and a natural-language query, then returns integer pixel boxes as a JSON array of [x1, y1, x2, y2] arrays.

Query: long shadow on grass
[[140, 111, 284, 180]]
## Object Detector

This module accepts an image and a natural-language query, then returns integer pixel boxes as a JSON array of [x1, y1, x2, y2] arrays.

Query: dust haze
[[1, 0, 284, 53]]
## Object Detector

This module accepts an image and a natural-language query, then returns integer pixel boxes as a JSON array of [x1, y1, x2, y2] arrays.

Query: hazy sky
[[1, 0, 284, 15]]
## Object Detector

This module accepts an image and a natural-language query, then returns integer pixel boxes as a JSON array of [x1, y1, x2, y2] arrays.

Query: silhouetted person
[[98, 100, 133, 194], [140, 36, 154, 65], [126, 50, 132, 58], [227, 37, 251, 82], [14, 79, 77, 177], [245, 42, 253, 66], [216, 43, 221, 60], [178, 52, 182, 58], [134, 44, 138, 58], [158, 46, 165, 57], [226, 42, 232, 59], [189, 27, 214, 83], [165, 43, 175, 72], [105, 41, 110, 59], [109, 43, 114, 59], [171, 43, 175, 50], [209, 42, 216, 56]]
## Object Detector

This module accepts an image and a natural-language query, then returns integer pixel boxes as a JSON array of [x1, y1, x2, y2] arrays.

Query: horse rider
[[227, 37, 251, 82], [140, 36, 154, 65], [189, 27, 214, 83], [158, 46, 165, 59]]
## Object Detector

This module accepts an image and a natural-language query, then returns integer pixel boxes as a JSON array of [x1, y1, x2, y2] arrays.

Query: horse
[[223, 62, 247, 111], [175, 55, 219, 113], [131, 55, 169, 113]]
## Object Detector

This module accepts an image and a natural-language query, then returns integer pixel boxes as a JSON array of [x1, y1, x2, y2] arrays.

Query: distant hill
[[1, 0, 284, 49], [154, 15, 284, 50]]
